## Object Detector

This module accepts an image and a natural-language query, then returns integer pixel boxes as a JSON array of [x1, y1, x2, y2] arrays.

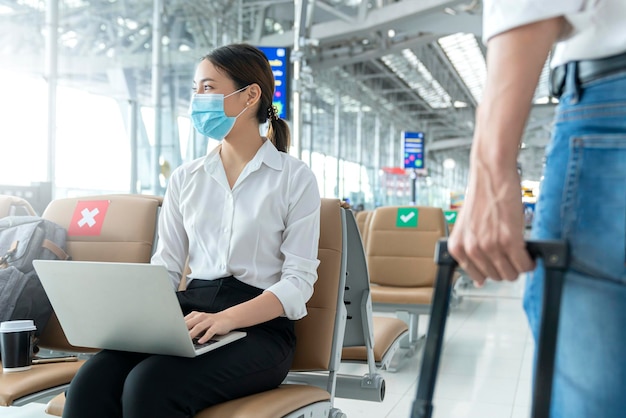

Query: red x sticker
[[68, 200, 110, 236]]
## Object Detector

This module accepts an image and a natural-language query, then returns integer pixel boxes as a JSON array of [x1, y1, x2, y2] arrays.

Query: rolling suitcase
[[411, 239, 569, 418]]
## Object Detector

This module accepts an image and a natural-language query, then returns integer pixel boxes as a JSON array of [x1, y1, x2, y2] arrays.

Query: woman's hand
[[185, 311, 236, 344], [185, 291, 285, 344]]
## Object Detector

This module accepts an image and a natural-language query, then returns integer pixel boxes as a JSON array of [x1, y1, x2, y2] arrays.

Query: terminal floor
[[1, 277, 533, 418]]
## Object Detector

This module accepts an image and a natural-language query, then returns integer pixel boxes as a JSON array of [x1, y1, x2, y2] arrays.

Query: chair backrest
[[290, 198, 347, 373], [0, 195, 37, 217], [366, 206, 446, 288], [355, 210, 372, 248], [38, 194, 163, 351], [342, 209, 374, 349]]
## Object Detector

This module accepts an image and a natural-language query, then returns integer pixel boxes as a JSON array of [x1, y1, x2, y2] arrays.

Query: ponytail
[[266, 105, 290, 153]]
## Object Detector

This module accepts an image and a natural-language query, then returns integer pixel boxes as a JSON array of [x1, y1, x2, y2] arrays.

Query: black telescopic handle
[[527, 240, 568, 418], [411, 239, 568, 418]]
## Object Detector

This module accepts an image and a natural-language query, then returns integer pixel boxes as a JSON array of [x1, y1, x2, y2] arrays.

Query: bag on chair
[[0, 216, 70, 339]]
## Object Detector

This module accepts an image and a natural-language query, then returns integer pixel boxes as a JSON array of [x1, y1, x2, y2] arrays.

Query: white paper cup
[[0, 320, 36, 373]]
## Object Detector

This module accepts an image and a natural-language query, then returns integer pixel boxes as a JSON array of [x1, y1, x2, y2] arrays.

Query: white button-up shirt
[[483, 0, 626, 67], [151, 139, 321, 320]]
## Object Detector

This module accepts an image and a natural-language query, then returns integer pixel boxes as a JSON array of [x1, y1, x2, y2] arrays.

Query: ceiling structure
[[0, 0, 555, 180]]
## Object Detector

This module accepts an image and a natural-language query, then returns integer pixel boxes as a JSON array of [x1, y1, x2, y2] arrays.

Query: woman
[[63, 44, 321, 418]]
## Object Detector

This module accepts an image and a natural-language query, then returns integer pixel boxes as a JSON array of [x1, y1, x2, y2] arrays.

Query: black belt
[[549, 50, 626, 98]]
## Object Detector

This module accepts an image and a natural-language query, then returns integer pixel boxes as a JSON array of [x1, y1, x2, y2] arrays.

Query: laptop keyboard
[[192, 338, 219, 349]]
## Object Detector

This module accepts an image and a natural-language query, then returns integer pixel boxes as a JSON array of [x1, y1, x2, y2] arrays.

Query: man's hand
[[448, 160, 534, 286]]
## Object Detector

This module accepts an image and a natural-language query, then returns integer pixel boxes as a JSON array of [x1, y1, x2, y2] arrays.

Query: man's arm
[[448, 17, 565, 284]]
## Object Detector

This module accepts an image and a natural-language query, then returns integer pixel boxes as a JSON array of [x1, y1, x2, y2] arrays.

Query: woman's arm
[[151, 169, 189, 289], [186, 291, 285, 343], [448, 17, 565, 285]]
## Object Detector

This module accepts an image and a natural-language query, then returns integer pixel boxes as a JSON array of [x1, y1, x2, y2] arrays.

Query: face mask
[[189, 86, 249, 140]]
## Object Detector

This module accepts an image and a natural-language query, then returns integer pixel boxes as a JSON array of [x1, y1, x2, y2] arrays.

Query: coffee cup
[[0, 320, 36, 373]]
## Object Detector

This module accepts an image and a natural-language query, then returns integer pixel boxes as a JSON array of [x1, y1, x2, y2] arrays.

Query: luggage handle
[[411, 239, 568, 418]]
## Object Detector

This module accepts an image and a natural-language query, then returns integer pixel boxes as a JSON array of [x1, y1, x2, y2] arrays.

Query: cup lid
[[0, 320, 36, 332]]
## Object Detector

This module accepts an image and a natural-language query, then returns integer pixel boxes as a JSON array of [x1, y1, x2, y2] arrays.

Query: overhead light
[[443, 7, 457, 15], [438, 33, 486, 102], [381, 49, 452, 109], [534, 96, 550, 104], [453, 101, 468, 108], [443, 158, 456, 170], [387, 29, 396, 38]]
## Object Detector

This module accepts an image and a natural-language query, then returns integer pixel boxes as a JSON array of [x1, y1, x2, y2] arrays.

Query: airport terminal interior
[[1, 0, 551, 417]]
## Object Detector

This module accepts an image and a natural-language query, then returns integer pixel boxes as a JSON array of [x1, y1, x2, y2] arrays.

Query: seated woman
[[62, 43, 321, 418]]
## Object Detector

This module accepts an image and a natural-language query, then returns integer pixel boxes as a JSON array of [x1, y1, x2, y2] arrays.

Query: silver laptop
[[33, 260, 246, 358]]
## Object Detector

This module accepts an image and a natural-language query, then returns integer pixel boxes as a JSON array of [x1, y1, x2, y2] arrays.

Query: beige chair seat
[[341, 316, 408, 363], [0, 360, 85, 406], [48, 384, 331, 418], [370, 286, 433, 305], [195, 385, 330, 418]]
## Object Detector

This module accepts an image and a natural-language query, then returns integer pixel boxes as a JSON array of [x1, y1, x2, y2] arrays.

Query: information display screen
[[402, 131, 425, 170], [258, 46, 290, 120]]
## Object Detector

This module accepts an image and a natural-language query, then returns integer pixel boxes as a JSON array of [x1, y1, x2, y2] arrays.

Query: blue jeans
[[524, 64, 626, 417]]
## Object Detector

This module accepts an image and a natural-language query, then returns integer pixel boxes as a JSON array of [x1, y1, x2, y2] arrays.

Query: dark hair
[[203, 44, 290, 153]]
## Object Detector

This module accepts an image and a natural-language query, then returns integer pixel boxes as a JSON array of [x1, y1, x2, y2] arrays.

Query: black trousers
[[62, 277, 296, 418]]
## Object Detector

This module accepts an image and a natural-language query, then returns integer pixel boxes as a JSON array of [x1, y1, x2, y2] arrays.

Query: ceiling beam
[[257, 0, 468, 46], [309, 33, 438, 70]]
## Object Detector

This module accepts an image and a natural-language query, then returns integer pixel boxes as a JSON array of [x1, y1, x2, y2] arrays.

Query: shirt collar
[[258, 139, 283, 171], [199, 144, 222, 174], [194, 139, 283, 174]]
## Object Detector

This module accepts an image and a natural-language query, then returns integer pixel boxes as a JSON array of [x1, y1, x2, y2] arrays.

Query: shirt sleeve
[[150, 167, 189, 290], [265, 164, 321, 320], [482, 0, 586, 43]]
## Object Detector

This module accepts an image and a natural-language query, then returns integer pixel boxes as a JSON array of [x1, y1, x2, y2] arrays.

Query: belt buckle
[[549, 65, 566, 99]]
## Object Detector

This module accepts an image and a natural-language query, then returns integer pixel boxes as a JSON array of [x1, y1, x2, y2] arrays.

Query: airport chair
[[365, 206, 447, 352], [341, 209, 409, 377], [0, 194, 162, 407], [194, 198, 348, 418], [0, 195, 37, 217], [46, 198, 349, 418]]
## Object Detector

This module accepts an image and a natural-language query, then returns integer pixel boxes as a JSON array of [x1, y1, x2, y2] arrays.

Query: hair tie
[[268, 105, 279, 121]]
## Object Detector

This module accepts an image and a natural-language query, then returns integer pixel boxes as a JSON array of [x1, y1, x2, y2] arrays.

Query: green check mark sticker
[[396, 208, 418, 227], [444, 210, 457, 224]]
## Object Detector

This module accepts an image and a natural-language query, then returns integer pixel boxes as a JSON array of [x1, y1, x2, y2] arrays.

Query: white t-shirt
[[151, 139, 321, 320], [483, 0, 626, 67]]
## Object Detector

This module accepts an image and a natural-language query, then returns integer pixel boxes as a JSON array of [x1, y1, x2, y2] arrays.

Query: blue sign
[[258, 46, 290, 120], [402, 131, 425, 169]]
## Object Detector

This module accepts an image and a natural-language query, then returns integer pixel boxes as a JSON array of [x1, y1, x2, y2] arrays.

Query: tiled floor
[[1, 277, 534, 418], [333, 276, 534, 418]]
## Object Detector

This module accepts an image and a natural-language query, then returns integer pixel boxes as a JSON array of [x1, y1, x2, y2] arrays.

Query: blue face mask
[[189, 86, 249, 140]]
